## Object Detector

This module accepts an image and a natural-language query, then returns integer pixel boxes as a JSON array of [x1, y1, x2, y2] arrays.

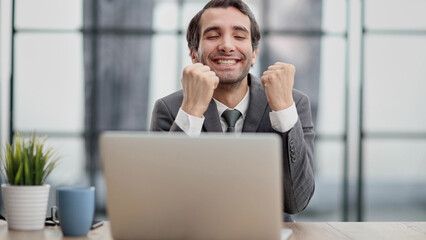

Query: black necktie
[[222, 109, 242, 133]]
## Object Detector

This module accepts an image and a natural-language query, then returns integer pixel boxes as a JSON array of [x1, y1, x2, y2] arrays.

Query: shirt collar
[[213, 87, 250, 119]]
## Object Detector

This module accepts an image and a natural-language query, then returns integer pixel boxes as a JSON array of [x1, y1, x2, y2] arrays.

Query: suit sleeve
[[278, 94, 315, 214], [150, 98, 184, 132]]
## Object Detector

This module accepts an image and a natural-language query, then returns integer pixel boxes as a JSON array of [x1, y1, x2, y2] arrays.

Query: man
[[150, 0, 314, 222]]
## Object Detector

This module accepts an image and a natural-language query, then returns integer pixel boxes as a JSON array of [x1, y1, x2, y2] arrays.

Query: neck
[[213, 77, 248, 108]]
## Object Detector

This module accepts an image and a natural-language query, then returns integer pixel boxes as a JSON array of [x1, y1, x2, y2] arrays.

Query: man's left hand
[[261, 62, 295, 111]]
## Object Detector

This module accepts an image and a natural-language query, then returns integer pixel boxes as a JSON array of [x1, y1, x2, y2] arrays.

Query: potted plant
[[1, 132, 60, 230]]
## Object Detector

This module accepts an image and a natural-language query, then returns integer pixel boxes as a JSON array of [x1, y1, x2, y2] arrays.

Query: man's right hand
[[181, 63, 219, 117]]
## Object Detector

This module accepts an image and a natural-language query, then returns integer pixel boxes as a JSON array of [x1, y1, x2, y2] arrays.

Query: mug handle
[[51, 206, 60, 225]]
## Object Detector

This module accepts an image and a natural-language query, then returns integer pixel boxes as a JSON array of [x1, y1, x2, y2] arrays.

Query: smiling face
[[191, 7, 258, 86]]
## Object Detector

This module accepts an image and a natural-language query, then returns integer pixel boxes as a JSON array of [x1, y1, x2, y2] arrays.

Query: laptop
[[100, 132, 291, 240]]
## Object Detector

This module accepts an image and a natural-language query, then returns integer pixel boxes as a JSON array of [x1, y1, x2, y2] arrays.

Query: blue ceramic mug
[[57, 187, 95, 236]]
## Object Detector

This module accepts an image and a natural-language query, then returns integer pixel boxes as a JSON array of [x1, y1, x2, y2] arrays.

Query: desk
[[1, 221, 425, 239]]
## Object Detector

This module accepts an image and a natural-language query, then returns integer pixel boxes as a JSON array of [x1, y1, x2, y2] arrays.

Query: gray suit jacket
[[150, 74, 315, 221]]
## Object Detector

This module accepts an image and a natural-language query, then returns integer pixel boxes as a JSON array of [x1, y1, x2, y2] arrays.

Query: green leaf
[[1, 132, 61, 185], [35, 148, 40, 185], [14, 164, 23, 185], [5, 144, 14, 183], [24, 152, 31, 185]]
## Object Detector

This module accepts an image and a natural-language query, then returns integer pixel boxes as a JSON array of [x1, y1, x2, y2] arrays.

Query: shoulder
[[158, 90, 183, 105], [292, 88, 310, 104], [153, 90, 183, 116]]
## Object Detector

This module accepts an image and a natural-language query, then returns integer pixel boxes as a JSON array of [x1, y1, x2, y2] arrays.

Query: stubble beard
[[196, 52, 252, 89]]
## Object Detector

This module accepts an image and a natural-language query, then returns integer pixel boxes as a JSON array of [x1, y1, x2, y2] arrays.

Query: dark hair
[[186, 0, 261, 52]]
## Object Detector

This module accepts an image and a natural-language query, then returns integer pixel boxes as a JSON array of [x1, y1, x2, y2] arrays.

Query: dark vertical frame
[[342, 0, 351, 222], [357, 0, 366, 222], [176, 0, 184, 88], [87, 0, 99, 188], [8, 0, 16, 143], [260, 0, 269, 73]]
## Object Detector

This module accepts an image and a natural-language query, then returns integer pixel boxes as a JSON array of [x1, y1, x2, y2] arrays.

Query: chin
[[217, 74, 246, 86]]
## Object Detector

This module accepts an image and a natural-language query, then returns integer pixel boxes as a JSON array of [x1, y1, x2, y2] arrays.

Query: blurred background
[[1, 0, 425, 222]]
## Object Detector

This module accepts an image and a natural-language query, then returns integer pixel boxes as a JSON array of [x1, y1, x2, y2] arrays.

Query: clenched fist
[[181, 63, 219, 117], [261, 62, 295, 111]]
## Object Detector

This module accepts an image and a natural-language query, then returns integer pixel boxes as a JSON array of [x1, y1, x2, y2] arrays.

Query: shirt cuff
[[175, 108, 204, 136], [269, 103, 298, 133]]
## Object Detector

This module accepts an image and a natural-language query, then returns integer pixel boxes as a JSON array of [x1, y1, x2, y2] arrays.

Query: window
[[1, 0, 425, 221]]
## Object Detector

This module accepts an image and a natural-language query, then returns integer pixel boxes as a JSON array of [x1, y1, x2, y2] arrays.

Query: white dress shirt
[[175, 87, 298, 136]]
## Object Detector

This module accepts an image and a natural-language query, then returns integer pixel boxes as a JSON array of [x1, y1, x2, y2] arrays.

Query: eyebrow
[[202, 26, 221, 36], [233, 26, 249, 34], [202, 25, 249, 36]]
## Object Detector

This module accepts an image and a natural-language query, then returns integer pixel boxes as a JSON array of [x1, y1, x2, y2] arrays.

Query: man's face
[[191, 7, 258, 85]]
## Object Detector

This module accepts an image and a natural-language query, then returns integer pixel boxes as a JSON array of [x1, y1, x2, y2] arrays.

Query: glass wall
[[8, 0, 87, 208], [1, 0, 425, 221], [363, 0, 426, 221]]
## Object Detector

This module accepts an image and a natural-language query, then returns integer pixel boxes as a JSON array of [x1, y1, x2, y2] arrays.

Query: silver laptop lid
[[100, 132, 283, 240]]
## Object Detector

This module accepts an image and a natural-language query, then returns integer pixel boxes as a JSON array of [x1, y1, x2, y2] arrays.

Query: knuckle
[[204, 71, 215, 80], [261, 74, 270, 83], [272, 71, 279, 78], [183, 66, 191, 75], [213, 76, 219, 83], [203, 65, 210, 71]]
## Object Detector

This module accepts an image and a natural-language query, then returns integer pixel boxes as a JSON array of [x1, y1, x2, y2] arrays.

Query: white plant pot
[[1, 184, 50, 230]]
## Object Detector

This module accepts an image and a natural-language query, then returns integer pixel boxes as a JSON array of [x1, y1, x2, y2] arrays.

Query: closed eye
[[206, 35, 219, 40], [235, 36, 246, 39]]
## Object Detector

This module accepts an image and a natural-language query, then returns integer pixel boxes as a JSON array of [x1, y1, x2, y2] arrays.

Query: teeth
[[217, 59, 236, 65]]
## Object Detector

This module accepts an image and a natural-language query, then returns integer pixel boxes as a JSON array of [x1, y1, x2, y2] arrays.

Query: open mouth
[[214, 59, 239, 66]]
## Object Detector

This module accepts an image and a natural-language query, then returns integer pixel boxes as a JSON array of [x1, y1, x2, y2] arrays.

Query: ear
[[190, 49, 200, 63], [251, 49, 258, 65]]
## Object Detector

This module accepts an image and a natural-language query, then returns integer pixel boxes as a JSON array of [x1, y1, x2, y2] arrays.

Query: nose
[[218, 36, 235, 54]]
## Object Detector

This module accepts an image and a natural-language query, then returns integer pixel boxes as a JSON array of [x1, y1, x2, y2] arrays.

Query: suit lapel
[[242, 74, 269, 132], [202, 100, 222, 132], [201, 74, 268, 133]]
